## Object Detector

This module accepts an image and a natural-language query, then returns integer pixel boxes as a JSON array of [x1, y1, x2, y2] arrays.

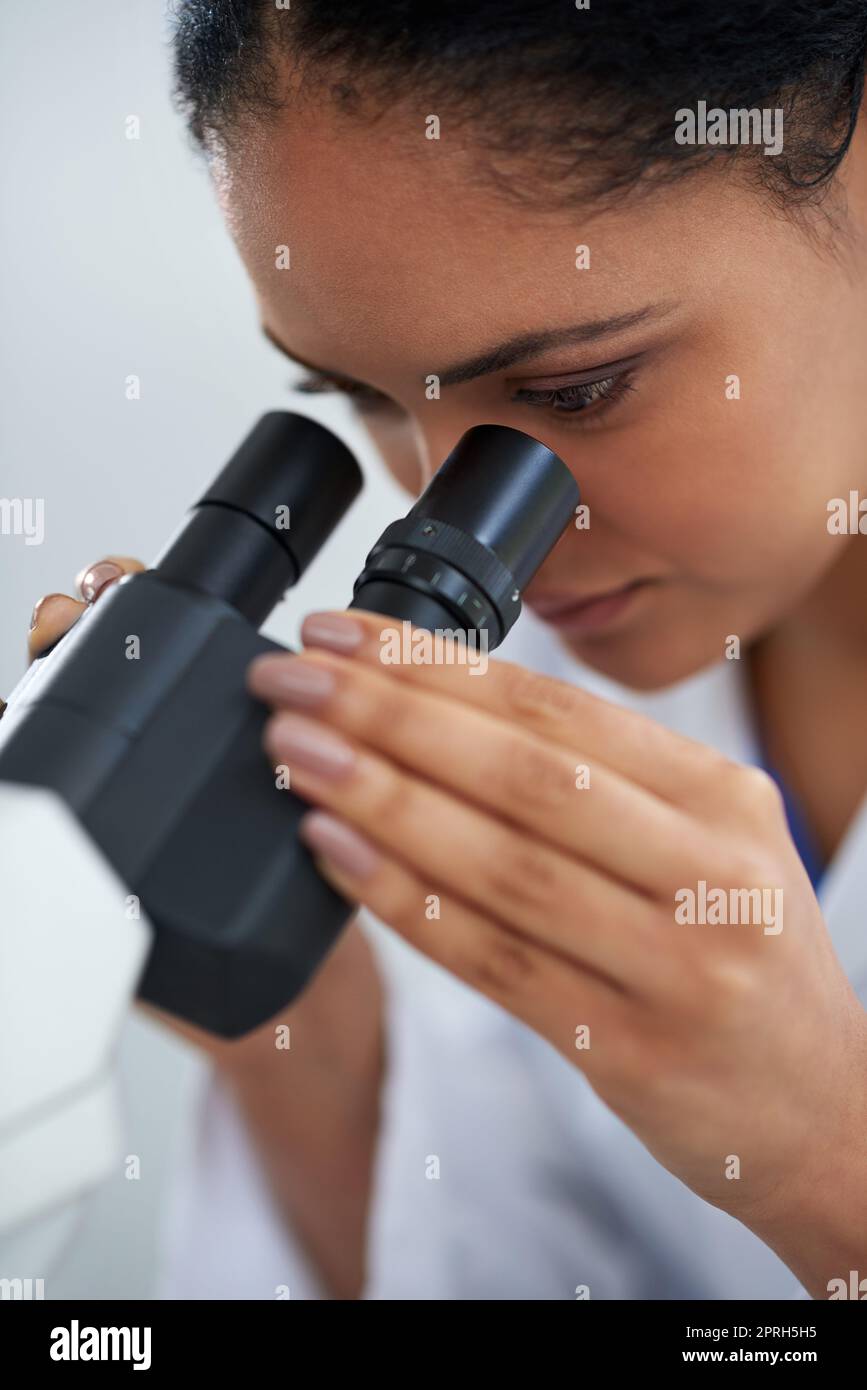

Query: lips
[[528, 578, 654, 634]]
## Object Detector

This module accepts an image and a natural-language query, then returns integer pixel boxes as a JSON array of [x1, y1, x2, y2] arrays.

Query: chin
[[559, 628, 730, 693]]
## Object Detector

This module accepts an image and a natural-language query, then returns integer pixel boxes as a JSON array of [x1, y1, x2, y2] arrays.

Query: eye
[[295, 372, 397, 413], [510, 372, 635, 425]]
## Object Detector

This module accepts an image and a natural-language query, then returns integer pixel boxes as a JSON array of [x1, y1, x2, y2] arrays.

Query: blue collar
[[756, 749, 826, 892]]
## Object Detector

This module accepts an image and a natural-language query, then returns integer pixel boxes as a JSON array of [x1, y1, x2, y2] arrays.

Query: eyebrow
[[262, 300, 673, 391], [434, 302, 674, 385]]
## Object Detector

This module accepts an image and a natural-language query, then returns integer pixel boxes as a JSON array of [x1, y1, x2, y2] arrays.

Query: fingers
[[28, 555, 144, 663], [28, 594, 86, 662], [74, 555, 145, 601], [249, 646, 700, 896], [298, 808, 632, 1069], [293, 610, 732, 810], [264, 710, 665, 991]]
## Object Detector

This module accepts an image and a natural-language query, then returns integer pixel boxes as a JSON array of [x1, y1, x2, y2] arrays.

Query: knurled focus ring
[[354, 515, 523, 643]]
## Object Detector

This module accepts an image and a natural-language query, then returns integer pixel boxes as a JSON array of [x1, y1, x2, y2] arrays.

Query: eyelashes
[[509, 373, 635, 423], [294, 367, 637, 426], [295, 373, 394, 413]]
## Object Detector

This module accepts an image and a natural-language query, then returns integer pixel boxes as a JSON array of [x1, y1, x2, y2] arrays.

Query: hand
[[24, 561, 381, 1078], [248, 609, 867, 1295], [27, 555, 145, 662]]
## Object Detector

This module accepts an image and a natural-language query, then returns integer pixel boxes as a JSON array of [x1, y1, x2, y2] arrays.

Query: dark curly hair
[[171, 1, 867, 208]]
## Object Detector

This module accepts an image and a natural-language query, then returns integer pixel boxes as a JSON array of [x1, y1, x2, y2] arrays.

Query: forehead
[[215, 103, 741, 377]]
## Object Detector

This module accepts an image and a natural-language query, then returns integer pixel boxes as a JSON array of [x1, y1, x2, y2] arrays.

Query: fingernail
[[80, 561, 123, 604], [251, 657, 336, 708], [268, 713, 356, 778], [301, 612, 365, 653], [299, 811, 380, 879]]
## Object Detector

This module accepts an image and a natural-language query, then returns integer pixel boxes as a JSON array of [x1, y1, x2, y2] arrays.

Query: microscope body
[[0, 411, 579, 1266], [0, 571, 350, 1038], [0, 413, 579, 1040]]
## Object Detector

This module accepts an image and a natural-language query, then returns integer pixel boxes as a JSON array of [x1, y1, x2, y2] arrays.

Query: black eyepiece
[[154, 413, 363, 624], [351, 424, 579, 646]]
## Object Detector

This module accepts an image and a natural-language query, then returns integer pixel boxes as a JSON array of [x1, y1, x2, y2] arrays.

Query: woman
[[29, 1, 867, 1298]]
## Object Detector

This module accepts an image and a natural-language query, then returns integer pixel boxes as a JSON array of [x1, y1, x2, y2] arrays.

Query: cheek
[[566, 382, 844, 590]]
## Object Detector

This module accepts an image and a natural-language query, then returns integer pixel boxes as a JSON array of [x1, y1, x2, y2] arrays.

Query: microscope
[[0, 411, 579, 1269]]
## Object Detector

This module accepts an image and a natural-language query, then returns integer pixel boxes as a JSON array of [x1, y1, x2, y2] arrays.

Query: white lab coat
[[157, 613, 867, 1299]]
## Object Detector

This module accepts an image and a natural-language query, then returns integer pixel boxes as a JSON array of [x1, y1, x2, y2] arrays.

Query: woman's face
[[215, 99, 867, 689]]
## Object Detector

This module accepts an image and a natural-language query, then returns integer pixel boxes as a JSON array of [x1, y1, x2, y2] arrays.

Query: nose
[[413, 422, 454, 483], [360, 407, 475, 496], [414, 413, 486, 485]]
